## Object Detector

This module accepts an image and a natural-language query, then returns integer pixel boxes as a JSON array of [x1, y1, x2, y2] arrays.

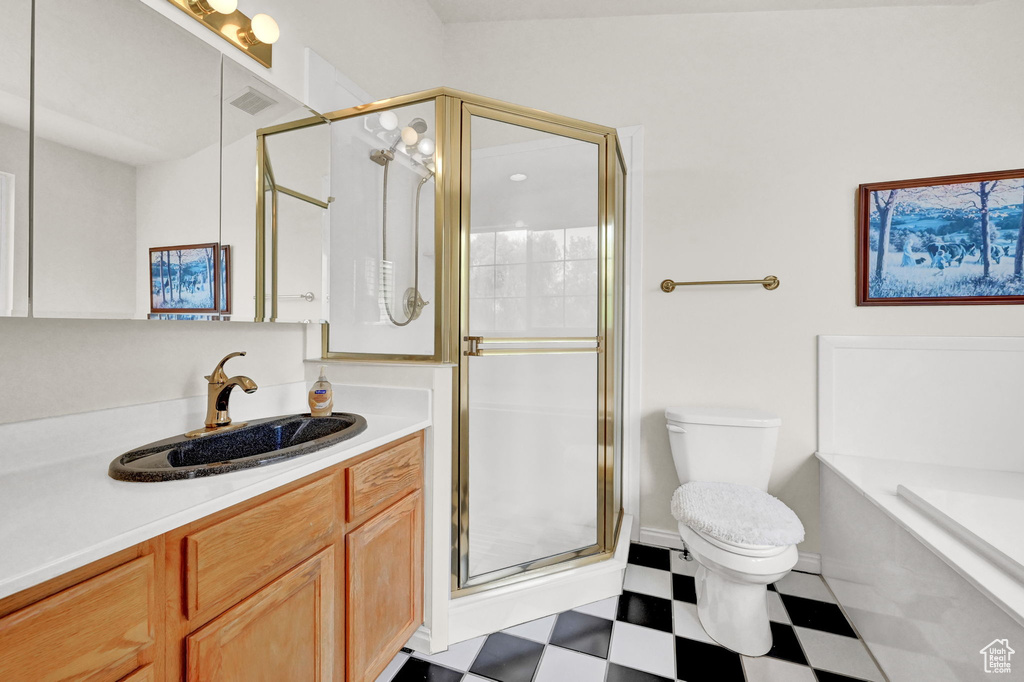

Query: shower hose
[[381, 156, 431, 326]]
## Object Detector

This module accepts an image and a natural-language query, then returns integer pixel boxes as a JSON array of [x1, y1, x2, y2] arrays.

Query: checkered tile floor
[[377, 543, 887, 682]]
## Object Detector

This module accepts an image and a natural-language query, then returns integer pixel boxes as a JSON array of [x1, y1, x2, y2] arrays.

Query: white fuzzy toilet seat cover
[[671, 481, 805, 547]]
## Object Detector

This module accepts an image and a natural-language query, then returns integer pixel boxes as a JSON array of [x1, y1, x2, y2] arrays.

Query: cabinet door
[[186, 548, 335, 682], [0, 555, 155, 682], [346, 491, 423, 682]]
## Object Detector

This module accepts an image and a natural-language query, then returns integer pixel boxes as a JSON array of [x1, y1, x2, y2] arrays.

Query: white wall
[[0, 0, 445, 426], [135, 142, 221, 318], [442, 0, 1024, 553], [33, 137, 137, 319]]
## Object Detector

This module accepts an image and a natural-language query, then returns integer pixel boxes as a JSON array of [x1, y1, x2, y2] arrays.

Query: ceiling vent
[[229, 87, 278, 116]]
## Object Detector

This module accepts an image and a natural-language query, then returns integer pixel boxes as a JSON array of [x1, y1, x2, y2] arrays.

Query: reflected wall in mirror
[[0, 0, 31, 317], [33, 0, 221, 320], [31, 0, 322, 324], [222, 57, 329, 323], [327, 101, 438, 356]]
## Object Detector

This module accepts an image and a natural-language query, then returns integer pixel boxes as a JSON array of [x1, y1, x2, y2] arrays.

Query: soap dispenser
[[308, 366, 333, 417]]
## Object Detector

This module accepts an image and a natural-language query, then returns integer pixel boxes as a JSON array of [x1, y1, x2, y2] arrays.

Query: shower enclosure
[[256, 89, 626, 594]]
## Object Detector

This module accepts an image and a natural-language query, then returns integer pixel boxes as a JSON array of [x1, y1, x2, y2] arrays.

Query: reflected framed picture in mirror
[[219, 245, 232, 315], [149, 243, 220, 313]]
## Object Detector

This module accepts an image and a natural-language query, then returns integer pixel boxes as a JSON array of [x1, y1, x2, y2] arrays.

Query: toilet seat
[[671, 481, 805, 548], [679, 523, 798, 578], [692, 528, 790, 558]]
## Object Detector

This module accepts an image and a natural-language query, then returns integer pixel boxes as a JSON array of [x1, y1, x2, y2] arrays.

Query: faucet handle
[[206, 351, 247, 384]]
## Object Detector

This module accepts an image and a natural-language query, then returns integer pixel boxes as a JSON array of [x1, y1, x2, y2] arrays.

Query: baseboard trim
[[638, 526, 685, 550], [794, 552, 821, 574], [638, 525, 822, 575], [405, 625, 433, 654]]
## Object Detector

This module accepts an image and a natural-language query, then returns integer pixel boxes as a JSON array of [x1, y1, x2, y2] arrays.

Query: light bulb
[[188, 0, 235, 14], [250, 13, 280, 44], [417, 137, 435, 156], [401, 126, 419, 147], [379, 111, 398, 131], [208, 0, 237, 13]]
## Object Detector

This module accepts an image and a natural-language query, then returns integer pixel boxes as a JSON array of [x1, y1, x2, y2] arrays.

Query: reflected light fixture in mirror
[[379, 111, 399, 131], [401, 126, 420, 147], [165, 0, 275, 67]]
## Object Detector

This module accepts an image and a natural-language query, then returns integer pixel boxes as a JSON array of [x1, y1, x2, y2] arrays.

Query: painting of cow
[[858, 169, 1024, 305]]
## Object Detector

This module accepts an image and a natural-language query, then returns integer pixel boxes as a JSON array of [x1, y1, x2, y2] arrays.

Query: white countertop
[[0, 382, 431, 601]]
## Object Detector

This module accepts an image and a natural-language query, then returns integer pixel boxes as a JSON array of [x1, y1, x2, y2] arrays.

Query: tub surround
[[818, 452, 1024, 628], [818, 335, 1024, 680], [0, 381, 431, 601], [821, 464, 1024, 681]]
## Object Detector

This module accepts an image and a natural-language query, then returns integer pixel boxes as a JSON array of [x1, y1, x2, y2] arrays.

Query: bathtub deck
[[898, 483, 1024, 585], [816, 452, 1024, 629]]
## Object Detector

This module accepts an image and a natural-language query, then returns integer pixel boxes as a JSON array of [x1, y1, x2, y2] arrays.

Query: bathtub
[[818, 336, 1024, 682]]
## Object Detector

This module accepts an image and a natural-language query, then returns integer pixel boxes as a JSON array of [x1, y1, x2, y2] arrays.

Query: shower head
[[408, 118, 428, 134]]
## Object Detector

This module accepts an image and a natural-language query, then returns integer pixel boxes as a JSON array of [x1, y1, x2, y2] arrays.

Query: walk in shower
[[256, 89, 626, 594]]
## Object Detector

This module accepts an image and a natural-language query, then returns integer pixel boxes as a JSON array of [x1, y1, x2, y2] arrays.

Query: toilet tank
[[665, 406, 781, 491]]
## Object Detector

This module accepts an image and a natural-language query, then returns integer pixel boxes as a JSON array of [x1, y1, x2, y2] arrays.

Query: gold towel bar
[[660, 276, 780, 293]]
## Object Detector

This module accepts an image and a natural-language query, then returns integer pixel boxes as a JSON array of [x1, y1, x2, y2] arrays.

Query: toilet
[[665, 406, 804, 656]]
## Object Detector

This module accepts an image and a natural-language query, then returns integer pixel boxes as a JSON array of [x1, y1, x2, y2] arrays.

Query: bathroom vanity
[[0, 430, 423, 682], [0, 382, 432, 682]]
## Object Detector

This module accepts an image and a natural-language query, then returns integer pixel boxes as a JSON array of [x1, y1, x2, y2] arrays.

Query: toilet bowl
[[666, 407, 804, 656], [679, 522, 798, 655]]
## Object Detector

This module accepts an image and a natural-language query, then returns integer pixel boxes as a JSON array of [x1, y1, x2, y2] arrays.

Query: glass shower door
[[458, 105, 610, 589]]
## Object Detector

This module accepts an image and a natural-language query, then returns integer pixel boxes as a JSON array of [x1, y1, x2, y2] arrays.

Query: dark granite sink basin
[[108, 413, 367, 482]]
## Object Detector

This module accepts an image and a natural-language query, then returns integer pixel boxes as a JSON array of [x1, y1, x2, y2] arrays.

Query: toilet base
[[694, 563, 772, 656]]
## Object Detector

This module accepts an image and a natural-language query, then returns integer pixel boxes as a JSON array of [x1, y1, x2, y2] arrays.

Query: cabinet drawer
[[346, 433, 423, 523], [0, 555, 154, 682], [185, 474, 338, 620]]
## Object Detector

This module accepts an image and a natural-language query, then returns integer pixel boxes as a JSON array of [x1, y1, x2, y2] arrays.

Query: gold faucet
[[185, 351, 259, 439]]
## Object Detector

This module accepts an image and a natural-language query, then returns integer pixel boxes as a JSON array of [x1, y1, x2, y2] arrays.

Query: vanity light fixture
[[188, 0, 237, 15], [239, 13, 280, 46], [165, 0, 276, 68]]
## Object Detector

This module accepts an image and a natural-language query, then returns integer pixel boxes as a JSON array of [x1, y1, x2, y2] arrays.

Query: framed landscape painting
[[149, 243, 220, 313], [857, 169, 1024, 305], [219, 244, 232, 314]]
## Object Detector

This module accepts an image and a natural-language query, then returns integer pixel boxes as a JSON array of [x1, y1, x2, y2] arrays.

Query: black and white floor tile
[[377, 543, 886, 682]]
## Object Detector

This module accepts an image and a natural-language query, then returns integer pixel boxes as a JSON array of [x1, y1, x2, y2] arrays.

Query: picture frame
[[857, 169, 1024, 306], [147, 313, 221, 321], [149, 243, 220, 313], [219, 244, 232, 314]]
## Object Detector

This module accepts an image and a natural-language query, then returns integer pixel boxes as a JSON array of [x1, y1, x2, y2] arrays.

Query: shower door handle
[[464, 336, 602, 357]]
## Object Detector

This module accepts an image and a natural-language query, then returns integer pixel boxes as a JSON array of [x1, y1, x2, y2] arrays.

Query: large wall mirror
[[222, 59, 330, 324], [0, 0, 31, 317], [31, 0, 323, 323]]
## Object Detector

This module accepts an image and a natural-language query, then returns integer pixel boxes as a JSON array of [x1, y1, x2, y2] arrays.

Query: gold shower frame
[[256, 88, 627, 594]]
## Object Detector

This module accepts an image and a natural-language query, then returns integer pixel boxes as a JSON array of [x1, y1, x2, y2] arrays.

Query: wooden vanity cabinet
[[0, 540, 164, 682], [346, 490, 423, 682], [0, 430, 424, 682]]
